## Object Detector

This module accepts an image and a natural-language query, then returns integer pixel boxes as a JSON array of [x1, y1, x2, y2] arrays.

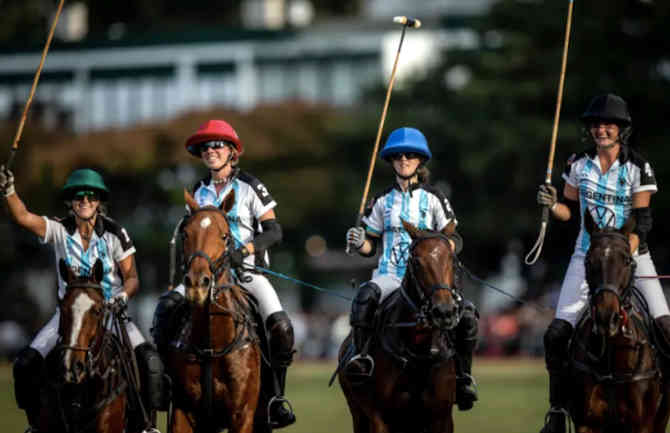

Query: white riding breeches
[[555, 251, 670, 326], [174, 270, 283, 322], [30, 311, 146, 357], [370, 273, 403, 302]]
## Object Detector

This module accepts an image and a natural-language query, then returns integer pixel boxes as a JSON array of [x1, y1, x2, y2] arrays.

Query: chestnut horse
[[165, 190, 262, 433], [569, 212, 670, 433], [338, 220, 462, 433], [37, 258, 133, 433]]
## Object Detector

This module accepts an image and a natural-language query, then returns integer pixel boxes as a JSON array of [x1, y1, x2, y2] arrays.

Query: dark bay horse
[[338, 220, 462, 433], [165, 190, 262, 433], [569, 211, 670, 433], [37, 259, 132, 433]]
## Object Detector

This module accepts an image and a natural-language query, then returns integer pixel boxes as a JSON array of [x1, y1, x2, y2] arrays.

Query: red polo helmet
[[185, 120, 244, 157]]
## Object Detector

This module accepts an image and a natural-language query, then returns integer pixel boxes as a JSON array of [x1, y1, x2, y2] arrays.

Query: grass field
[[0, 358, 549, 433]]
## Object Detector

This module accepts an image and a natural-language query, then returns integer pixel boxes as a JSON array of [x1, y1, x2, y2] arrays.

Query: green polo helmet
[[61, 169, 109, 200]]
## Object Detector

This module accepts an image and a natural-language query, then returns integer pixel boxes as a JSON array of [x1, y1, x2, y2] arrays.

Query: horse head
[[584, 210, 636, 338], [57, 258, 106, 384], [402, 220, 461, 333], [182, 189, 236, 309]]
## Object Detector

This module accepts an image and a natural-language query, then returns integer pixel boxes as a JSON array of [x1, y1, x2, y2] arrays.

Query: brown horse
[[165, 190, 262, 433], [338, 220, 462, 433], [37, 258, 132, 433], [569, 211, 670, 433]]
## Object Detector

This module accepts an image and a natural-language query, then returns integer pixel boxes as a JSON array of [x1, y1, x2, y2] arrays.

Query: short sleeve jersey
[[192, 169, 277, 266], [41, 214, 136, 300], [562, 145, 658, 254], [362, 183, 457, 279]]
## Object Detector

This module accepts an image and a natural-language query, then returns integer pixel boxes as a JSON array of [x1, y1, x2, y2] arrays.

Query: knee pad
[[544, 319, 573, 371], [350, 282, 381, 327], [13, 347, 44, 409], [134, 342, 168, 410], [151, 290, 187, 348], [457, 301, 479, 341], [266, 311, 295, 368]]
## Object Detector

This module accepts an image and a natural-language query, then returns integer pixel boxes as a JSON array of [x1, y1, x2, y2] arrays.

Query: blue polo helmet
[[380, 127, 432, 161]]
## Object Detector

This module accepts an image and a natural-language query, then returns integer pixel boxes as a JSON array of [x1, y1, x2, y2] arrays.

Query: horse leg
[[653, 389, 670, 433], [96, 394, 127, 433], [171, 407, 195, 433]]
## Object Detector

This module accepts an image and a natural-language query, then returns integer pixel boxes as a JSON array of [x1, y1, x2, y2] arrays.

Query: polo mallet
[[346, 15, 422, 255], [6, 0, 66, 170], [525, 0, 575, 265]]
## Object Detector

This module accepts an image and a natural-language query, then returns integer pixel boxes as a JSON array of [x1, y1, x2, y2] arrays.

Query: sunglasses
[[199, 140, 230, 153], [390, 152, 421, 161], [73, 190, 100, 202]]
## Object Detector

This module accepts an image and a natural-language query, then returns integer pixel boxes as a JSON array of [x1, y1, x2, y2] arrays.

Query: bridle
[[585, 231, 636, 311], [400, 232, 462, 331], [56, 282, 113, 380], [180, 206, 256, 359]]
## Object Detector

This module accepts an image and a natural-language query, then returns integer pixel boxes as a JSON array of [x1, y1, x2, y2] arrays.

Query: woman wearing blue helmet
[[344, 127, 479, 411]]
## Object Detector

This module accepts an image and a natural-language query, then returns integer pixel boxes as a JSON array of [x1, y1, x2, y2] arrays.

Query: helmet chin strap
[[210, 152, 234, 173]]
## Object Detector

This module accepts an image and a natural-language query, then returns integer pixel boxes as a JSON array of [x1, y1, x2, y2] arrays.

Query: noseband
[[401, 232, 462, 330]]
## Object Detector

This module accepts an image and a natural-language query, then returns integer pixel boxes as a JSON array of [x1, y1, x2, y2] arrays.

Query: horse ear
[[219, 189, 236, 214], [401, 219, 421, 240], [91, 259, 104, 283], [441, 220, 456, 236], [584, 209, 597, 235], [59, 259, 74, 283], [184, 188, 199, 212], [621, 215, 636, 236]]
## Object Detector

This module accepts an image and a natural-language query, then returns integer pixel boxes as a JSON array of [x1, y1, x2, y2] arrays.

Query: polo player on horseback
[[537, 94, 670, 433], [0, 167, 167, 433], [151, 119, 296, 428], [345, 127, 479, 411]]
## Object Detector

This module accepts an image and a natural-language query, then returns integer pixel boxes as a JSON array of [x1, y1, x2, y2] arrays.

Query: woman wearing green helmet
[[0, 166, 166, 433]]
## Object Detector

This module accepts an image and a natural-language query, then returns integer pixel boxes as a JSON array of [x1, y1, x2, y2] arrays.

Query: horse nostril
[[200, 275, 211, 287], [184, 275, 193, 287]]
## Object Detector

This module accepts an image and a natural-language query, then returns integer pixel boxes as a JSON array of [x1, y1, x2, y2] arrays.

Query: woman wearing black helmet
[[0, 166, 165, 433], [345, 127, 479, 411], [536, 94, 670, 433]]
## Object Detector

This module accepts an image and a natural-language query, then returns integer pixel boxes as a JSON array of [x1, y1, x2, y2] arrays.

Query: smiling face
[[391, 152, 422, 179], [200, 142, 233, 170], [590, 120, 621, 149], [71, 192, 100, 220]]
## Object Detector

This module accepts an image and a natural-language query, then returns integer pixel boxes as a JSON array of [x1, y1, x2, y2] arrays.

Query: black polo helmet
[[580, 93, 632, 125]]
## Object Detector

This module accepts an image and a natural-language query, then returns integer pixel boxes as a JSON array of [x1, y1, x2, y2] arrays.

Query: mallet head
[[393, 16, 422, 29]]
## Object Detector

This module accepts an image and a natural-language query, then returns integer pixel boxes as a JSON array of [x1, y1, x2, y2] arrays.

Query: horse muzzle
[[430, 302, 460, 330]]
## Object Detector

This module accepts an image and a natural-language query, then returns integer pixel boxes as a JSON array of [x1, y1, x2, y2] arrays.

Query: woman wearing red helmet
[[152, 119, 295, 428]]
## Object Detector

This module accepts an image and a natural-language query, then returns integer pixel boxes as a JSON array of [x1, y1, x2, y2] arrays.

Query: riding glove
[[0, 165, 15, 198], [537, 184, 557, 208], [108, 291, 128, 310], [346, 227, 366, 250], [230, 246, 250, 268]]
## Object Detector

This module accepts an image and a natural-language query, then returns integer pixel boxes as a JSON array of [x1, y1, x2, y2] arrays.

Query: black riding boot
[[151, 290, 187, 355], [344, 282, 381, 381], [455, 301, 478, 411], [266, 311, 296, 429], [540, 319, 573, 433], [135, 343, 168, 433], [13, 347, 44, 432]]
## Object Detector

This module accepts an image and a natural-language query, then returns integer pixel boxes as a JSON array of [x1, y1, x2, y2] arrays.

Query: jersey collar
[[62, 214, 105, 237], [585, 144, 631, 164]]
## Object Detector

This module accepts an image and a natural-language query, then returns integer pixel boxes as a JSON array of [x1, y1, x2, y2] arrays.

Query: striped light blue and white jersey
[[192, 169, 277, 266], [563, 145, 657, 254], [363, 183, 456, 279], [41, 215, 136, 300]]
